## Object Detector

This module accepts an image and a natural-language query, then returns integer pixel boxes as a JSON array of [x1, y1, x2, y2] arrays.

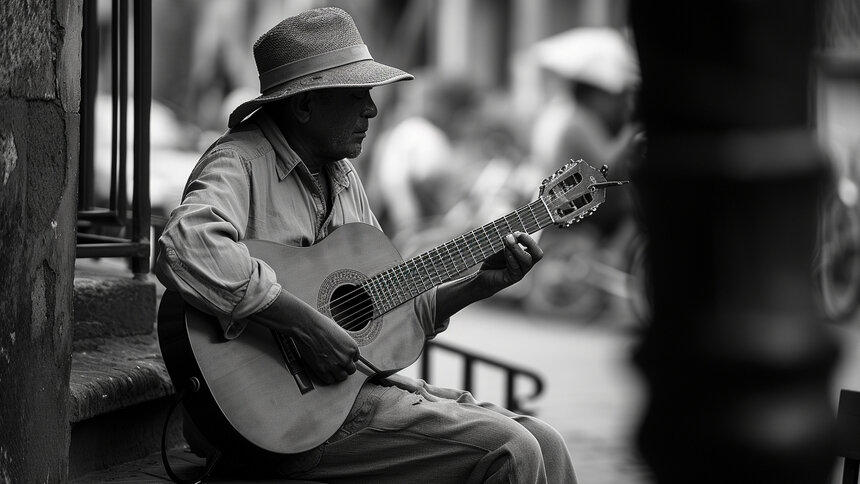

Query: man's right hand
[[252, 290, 360, 385]]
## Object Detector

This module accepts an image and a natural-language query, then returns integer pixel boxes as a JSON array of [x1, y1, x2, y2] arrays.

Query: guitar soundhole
[[330, 284, 373, 332]]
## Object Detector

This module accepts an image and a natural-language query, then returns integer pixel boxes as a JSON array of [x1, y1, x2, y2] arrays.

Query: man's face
[[305, 87, 377, 161]]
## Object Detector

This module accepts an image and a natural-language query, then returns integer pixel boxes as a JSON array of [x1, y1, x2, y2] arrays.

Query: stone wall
[[0, 0, 81, 482]]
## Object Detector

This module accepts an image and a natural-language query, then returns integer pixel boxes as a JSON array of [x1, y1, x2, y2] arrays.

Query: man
[[156, 7, 576, 483]]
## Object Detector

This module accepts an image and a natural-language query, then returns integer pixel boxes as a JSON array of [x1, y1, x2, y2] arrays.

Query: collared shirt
[[155, 111, 443, 339]]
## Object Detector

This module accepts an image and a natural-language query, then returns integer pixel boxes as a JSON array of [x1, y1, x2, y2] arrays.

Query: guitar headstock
[[539, 159, 626, 228]]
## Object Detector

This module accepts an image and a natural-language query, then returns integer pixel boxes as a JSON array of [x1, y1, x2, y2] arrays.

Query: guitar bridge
[[273, 331, 315, 394]]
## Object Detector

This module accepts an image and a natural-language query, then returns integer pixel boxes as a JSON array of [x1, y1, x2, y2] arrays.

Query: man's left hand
[[477, 231, 544, 293]]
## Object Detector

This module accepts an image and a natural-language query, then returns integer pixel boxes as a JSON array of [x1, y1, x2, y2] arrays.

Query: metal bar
[[504, 371, 517, 413], [109, 0, 119, 212], [76, 0, 154, 264], [428, 341, 544, 381], [462, 355, 474, 393], [76, 243, 151, 259], [78, 208, 150, 222], [77, 232, 135, 243], [132, 0, 152, 274], [77, 209, 125, 224], [78, 0, 98, 211], [420, 343, 431, 382], [422, 340, 544, 413], [117, 0, 128, 221]]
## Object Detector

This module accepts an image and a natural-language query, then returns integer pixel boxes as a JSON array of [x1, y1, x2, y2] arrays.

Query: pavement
[[401, 296, 860, 484], [399, 298, 654, 484]]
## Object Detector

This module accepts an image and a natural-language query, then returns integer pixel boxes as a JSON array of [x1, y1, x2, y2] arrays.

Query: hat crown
[[253, 7, 365, 75], [227, 7, 412, 129]]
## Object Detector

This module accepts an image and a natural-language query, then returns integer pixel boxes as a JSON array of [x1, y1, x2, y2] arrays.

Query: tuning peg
[[600, 165, 609, 176]]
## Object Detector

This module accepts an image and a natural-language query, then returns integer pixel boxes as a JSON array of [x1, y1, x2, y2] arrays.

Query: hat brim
[[228, 59, 413, 128]]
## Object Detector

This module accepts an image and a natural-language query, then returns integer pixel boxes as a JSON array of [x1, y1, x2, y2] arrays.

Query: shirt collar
[[253, 110, 354, 188]]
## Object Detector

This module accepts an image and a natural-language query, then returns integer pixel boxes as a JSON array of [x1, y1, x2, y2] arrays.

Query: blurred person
[[521, 27, 642, 319], [369, 72, 481, 249], [155, 8, 576, 483], [530, 27, 640, 241], [371, 76, 539, 259]]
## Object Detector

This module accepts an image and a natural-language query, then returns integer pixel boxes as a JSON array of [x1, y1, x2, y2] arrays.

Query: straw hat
[[227, 7, 413, 128], [535, 27, 639, 94]]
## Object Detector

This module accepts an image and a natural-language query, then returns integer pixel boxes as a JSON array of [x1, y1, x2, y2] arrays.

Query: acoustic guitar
[[157, 159, 625, 458]]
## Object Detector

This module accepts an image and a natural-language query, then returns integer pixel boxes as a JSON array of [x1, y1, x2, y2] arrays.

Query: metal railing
[[77, 0, 151, 275], [420, 340, 545, 415]]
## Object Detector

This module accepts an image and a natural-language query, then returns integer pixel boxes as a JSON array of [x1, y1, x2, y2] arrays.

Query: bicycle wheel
[[817, 197, 860, 321]]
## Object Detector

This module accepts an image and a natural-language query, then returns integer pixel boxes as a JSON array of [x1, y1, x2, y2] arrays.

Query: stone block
[[73, 275, 156, 341], [57, 0, 82, 113], [0, 0, 57, 99]]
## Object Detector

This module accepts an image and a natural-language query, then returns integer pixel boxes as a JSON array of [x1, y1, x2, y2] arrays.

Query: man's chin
[[345, 144, 364, 160]]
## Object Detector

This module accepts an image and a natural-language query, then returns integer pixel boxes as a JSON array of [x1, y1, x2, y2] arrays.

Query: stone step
[[70, 334, 172, 423], [68, 332, 181, 479]]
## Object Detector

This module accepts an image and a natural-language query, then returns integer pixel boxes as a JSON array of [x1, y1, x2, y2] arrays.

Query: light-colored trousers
[[188, 374, 577, 483]]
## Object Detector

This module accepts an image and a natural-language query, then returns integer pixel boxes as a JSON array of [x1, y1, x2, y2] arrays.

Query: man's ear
[[290, 92, 313, 123]]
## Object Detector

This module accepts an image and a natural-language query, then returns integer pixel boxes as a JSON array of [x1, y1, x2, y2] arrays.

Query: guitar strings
[[335, 221, 549, 332], [321, 204, 544, 315], [321, 181, 585, 333], [330, 210, 554, 333], [322, 201, 551, 321]]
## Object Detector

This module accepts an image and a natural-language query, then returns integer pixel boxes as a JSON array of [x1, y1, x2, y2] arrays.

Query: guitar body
[[158, 223, 426, 457]]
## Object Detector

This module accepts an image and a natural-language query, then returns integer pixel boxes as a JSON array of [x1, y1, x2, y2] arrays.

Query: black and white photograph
[[2, 0, 860, 483]]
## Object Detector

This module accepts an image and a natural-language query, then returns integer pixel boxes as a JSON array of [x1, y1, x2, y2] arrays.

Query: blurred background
[[97, 0, 648, 325], [85, 0, 860, 482]]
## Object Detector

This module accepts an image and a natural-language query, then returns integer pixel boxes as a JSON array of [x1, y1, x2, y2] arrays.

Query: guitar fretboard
[[362, 198, 554, 314]]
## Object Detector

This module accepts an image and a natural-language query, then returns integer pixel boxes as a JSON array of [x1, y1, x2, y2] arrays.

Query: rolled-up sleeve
[[155, 149, 280, 339], [413, 287, 448, 338]]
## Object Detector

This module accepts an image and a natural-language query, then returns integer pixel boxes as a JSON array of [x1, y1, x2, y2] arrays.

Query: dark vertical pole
[[132, 0, 151, 275], [629, 1, 840, 483], [421, 343, 432, 382], [117, 0, 128, 220], [462, 355, 474, 393], [110, 0, 119, 212], [505, 370, 516, 412], [79, 0, 97, 211]]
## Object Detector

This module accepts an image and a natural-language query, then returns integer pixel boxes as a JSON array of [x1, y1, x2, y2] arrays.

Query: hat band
[[259, 44, 372, 93]]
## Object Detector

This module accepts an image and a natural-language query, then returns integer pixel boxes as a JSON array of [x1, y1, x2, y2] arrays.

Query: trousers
[[186, 374, 577, 483], [284, 374, 577, 483]]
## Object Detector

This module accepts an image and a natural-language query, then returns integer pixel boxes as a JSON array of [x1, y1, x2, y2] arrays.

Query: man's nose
[[363, 95, 378, 118]]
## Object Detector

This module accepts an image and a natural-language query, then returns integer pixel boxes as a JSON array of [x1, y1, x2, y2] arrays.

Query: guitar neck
[[365, 199, 554, 314]]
